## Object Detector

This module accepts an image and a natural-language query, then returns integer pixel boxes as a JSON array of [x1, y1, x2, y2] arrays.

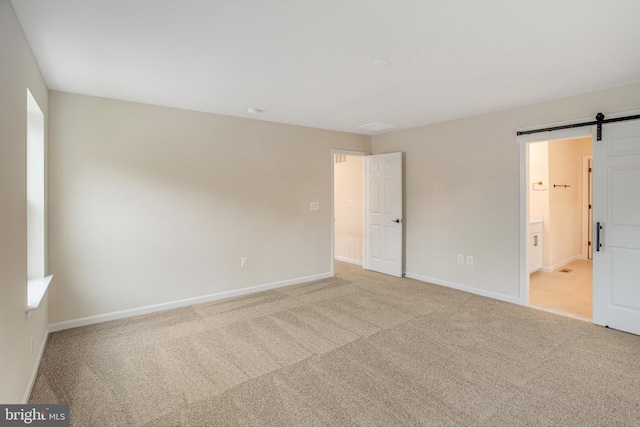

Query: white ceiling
[[11, 0, 640, 135]]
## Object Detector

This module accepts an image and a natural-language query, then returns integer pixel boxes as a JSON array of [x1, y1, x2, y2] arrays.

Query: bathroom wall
[[548, 137, 592, 269]]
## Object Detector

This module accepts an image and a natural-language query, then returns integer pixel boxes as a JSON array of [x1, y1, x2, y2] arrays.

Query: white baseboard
[[540, 255, 580, 273], [404, 272, 521, 305], [22, 324, 50, 404], [334, 256, 363, 266], [49, 272, 333, 333]]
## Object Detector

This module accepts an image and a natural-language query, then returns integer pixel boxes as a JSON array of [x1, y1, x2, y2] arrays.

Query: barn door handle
[[391, 219, 402, 223], [596, 222, 603, 252]]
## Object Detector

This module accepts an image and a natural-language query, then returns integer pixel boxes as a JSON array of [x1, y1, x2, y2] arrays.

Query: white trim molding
[[49, 272, 333, 333], [334, 256, 363, 266], [540, 255, 581, 273], [404, 272, 521, 305], [26, 275, 53, 314], [22, 325, 50, 404]]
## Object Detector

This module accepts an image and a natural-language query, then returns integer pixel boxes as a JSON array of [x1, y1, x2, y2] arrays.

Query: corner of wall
[[0, 0, 50, 404]]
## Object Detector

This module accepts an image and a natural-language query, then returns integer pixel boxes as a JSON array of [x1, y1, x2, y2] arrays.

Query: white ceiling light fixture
[[358, 122, 396, 131], [371, 60, 390, 69], [247, 107, 262, 114]]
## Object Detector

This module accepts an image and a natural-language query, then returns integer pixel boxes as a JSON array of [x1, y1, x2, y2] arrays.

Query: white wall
[[47, 91, 370, 324], [334, 155, 364, 264], [372, 82, 640, 302], [0, 0, 50, 403], [528, 141, 550, 267]]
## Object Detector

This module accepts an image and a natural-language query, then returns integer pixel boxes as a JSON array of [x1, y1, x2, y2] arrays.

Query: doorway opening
[[520, 111, 640, 335], [526, 136, 593, 321], [331, 150, 367, 274], [331, 150, 404, 278]]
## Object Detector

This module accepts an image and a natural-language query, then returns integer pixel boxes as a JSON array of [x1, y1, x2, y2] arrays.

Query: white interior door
[[593, 120, 640, 335], [364, 152, 403, 277]]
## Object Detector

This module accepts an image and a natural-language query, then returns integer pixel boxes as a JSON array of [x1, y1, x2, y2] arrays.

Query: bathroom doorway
[[527, 136, 593, 320]]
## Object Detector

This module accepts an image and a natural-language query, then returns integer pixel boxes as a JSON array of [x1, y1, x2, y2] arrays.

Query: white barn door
[[364, 152, 403, 277], [593, 120, 640, 335]]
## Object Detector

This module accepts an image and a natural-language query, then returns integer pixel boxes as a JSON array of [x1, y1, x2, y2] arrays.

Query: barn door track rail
[[517, 112, 640, 141]]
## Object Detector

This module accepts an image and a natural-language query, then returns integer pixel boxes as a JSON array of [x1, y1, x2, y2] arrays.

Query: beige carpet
[[30, 262, 640, 426]]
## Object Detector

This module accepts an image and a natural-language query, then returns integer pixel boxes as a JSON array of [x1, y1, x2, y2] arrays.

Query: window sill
[[26, 275, 53, 316]]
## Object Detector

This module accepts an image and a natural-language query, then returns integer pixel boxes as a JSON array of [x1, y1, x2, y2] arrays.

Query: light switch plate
[[310, 202, 320, 211]]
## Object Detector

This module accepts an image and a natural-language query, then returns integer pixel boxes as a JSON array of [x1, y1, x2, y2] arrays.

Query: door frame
[[582, 155, 593, 260], [517, 120, 594, 307], [330, 149, 369, 276], [518, 109, 640, 307]]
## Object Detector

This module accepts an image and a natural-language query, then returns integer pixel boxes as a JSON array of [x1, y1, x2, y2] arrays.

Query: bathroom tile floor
[[529, 259, 593, 321]]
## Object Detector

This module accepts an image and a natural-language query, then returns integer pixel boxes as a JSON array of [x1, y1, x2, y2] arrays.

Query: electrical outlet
[[457, 254, 464, 264], [241, 257, 248, 267], [466, 255, 474, 266]]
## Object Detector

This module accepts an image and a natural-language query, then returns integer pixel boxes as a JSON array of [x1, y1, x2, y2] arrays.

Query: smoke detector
[[371, 60, 390, 69]]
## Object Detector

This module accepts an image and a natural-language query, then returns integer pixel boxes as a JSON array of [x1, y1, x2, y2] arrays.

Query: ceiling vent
[[358, 122, 396, 131]]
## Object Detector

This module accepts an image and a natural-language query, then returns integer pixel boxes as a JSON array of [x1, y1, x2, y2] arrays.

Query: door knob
[[391, 219, 402, 223]]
